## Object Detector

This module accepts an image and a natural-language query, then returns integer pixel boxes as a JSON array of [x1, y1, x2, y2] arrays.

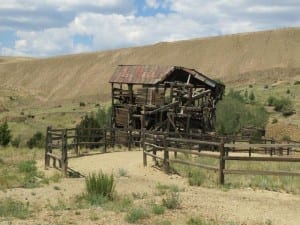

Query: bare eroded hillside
[[0, 27, 299, 103]]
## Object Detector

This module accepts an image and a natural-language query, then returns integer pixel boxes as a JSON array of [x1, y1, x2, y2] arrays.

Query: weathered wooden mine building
[[109, 65, 225, 135]]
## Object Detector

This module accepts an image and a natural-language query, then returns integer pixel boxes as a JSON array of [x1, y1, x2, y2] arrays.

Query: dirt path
[[1, 151, 299, 225]]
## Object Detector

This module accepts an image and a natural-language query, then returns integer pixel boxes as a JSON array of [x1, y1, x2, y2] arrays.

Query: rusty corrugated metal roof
[[109, 64, 175, 84], [109, 65, 224, 91]]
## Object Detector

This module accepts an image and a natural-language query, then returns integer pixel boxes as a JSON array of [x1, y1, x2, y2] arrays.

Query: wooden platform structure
[[109, 65, 225, 138]]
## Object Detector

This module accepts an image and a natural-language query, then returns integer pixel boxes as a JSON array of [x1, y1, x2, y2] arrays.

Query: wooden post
[[104, 127, 107, 153], [270, 138, 274, 156], [163, 134, 169, 171], [128, 128, 132, 151], [75, 125, 79, 156], [142, 129, 147, 166], [219, 139, 225, 185], [45, 126, 51, 169], [61, 129, 68, 177]]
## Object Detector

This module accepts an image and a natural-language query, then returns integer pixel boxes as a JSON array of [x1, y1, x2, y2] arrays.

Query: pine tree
[[0, 121, 11, 147]]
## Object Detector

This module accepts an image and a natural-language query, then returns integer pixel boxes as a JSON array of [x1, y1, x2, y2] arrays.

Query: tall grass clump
[[18, 160, 43, 188], [187, 216, 219, 225], [125, 207, 149, 223], [85, 171, 115, 201], [0, 198, 30, 219]]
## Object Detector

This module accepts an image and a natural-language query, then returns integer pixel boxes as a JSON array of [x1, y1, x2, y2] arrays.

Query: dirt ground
[[0, 150, 299, 225]]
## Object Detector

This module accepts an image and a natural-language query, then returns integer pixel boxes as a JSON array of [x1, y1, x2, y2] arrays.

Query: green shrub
[[125, 207, 148, 223], [0, 198, 30, 219], [216, 95, 268, 135], [156, 183, 180, 195], [27, 131, 44, 149], [11, 136, 21, 148], [118, 168, 128, 177], [152, 204, 165, 215], [281, 135, 291, 142], [267, 96, 294, 116], [188, 170, 206, 186], [271, 118, 278, 124], [95, 106, 111, 127], [18, 160, 41, 188], [77, 114, 103, 149], [187, 217, 218, 225], [294, 81, 300, 85], [0, 121, 11, 147], [249, 91, 255, 102], [273, 98, 292, 112], [162, 192, 180, 209], [85, 171, 115, 200], [267, 96, 277, 106], [106, 195, 133, 212]]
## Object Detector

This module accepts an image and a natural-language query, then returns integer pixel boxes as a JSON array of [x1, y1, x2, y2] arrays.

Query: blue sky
[[0, 0, 299, 57]]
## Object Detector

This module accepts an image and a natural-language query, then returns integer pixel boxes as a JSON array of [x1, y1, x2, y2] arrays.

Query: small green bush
[[125, 207, 148, 223], [27, 131, 44, 149], [267, 96, 277, 106], [11, 136, 21, 148], [18, 160, 37, 174], [105, 195, 133, 212], [294, 81, 300, 85], [271, 118, 278, 124], [18, 160, 41, 188], [0, 198, 30, 219], [267, 96, 294, 116], [85, 171, 115, 200], [249, 91, 255, 102], [162, 192, 180, 209], [216, 95, 268, 135], [0, 121, 11, 147], [273, 98, 292, 112], [156, 183, 180, 195], [118, 168, 128, 177], [152, 204, 165, 215], [188, 170, 206, 186], [187, 217, 218, 225]]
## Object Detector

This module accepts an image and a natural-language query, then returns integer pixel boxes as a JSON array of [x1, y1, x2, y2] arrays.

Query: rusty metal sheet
[[109, 65, 225, 95], [109, 65, 175, 84]]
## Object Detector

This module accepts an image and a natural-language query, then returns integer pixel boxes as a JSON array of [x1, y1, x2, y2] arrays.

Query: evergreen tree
[[0, 121, 11, 147]]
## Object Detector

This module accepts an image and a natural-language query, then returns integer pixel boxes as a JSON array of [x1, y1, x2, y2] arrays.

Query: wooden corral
[[109, 65, 225, 137]]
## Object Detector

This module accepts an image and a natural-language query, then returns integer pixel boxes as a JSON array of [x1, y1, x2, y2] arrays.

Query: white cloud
[[1, 0, 299, 56]]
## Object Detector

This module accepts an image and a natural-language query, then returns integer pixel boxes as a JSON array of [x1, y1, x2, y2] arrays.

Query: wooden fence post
[[44, 126, 51, 169], [128, 128, 132, 151], [61, 129, 68, 177], [142, 129, 147, 166], [75, 125, 79, 156], [163, 134, 169, 171], [104, 127, 107, 153], [219, 138, 225, 185]]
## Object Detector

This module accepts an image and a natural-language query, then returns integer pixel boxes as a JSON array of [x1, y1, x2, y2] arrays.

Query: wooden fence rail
[[142, 130, 300, 185], [45, 126, 300, 182], [44, 126, 140, 176]]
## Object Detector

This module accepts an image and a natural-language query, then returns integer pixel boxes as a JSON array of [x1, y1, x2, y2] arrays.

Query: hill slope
[[0, 27, 299, 103]]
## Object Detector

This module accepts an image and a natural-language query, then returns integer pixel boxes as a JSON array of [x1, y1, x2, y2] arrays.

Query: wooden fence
[[44, 126, 140, 176], [142, 131, 300, 185]]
